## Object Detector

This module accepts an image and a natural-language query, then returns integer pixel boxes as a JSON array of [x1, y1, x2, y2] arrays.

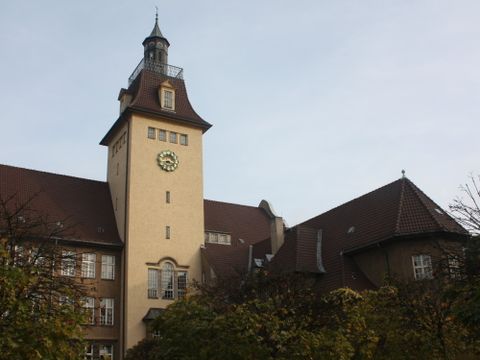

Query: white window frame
[[83, 297, 95, 325], [84, 344, 94, 360], [205, 232, 231, 245], [81, 253, 96, 279], [100, 298, 114, 326], [148, 269, 159, 298], [161, 262, 174, 299], [99, 344, 113, 360], [101, 255, 115, 280], [61, 251, 76, 277], [162, 89, 175, 110], [412, 254, 433, 280]]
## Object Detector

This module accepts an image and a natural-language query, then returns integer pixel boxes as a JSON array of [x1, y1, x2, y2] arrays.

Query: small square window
[[147, 127, 156, 139], [169, 132, 177, 144], [158, 129, 167, 142], [180, 134, 188, 146]]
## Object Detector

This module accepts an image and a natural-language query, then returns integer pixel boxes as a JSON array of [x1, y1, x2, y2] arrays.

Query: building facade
[[0, 18, 469, 360]]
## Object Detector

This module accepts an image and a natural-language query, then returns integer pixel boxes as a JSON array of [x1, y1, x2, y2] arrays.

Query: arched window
[[161, 262, 174, 299]]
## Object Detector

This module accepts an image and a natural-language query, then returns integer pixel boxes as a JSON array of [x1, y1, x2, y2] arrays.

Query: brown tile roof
[[0, 164, 122, 246], [202, 200, 272, 277], [101, 69, 212, 145], [279, 177, 467, 291]]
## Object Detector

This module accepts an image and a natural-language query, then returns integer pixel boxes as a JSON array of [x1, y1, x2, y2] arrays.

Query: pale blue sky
[[0, 1, 478, 225]]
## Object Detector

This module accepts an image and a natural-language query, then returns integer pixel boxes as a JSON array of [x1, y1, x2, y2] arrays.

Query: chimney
[[258, 200, 285, 255]]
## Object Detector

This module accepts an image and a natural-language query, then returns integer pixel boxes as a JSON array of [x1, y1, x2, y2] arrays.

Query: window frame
[[161, 262, 175, 299], [99, 344, 114, 360], [83, 297, 95, 325], [81, 253, 96, 279], [169, 131, 177, 144], [412, 254, 433, 280], [179, 134, 188, 146], [158, 129, 167, 142], [147, 127, 156, 139], [162, 89, 175, 110], [100, 298, 114, 326], [84, 344, 94, 360], [61, 250, 76, 277], [101, 255, 115, 280], [148, 269, 159, 298]]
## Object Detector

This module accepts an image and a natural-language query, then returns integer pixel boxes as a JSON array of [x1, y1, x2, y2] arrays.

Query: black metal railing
[[128, 59, 184, 85]]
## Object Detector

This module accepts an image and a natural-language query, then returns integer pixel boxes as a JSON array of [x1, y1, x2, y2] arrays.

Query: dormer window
[[159, 81, 175, 112]]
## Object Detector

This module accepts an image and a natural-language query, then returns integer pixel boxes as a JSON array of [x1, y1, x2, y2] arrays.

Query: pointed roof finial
[[401, 169, 406, 178], [148, 7, 164, 39]]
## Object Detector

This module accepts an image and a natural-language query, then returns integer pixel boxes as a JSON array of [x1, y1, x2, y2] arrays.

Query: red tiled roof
[[0, 164, 122, 246], [203, 200, 272, 276], [101, 69, 211, 145]]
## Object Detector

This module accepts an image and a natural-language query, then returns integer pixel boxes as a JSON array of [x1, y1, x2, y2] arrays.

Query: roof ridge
[[0, 163, 106, 185], [394, 177, 407, 234], [204, 198, 260, 210], [405, 178, 446, 231]]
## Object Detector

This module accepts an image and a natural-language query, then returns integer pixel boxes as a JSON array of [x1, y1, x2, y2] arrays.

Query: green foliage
[[126, 269, 480, 360], [0, 194, 87, 360]]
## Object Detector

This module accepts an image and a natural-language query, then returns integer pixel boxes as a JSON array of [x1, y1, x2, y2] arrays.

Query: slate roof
[[101, 69, 211, 145], [0, 164, 122, 246], [202, 200, 272, 277]]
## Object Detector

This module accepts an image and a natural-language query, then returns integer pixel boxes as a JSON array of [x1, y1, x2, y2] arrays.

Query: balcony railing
[[128, 59, 184, 85]]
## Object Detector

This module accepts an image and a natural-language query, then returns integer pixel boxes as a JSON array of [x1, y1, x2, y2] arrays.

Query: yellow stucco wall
[[123, 113, 204, 349]]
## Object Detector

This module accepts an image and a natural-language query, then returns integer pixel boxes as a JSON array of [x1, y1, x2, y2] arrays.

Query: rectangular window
[[448, 256, 461, 279], [99, 344, 113, 360], [84, 344, 94, 360], [166, 191, 170, 204], [163, 90, 173, 110], [101, 255, 115, 280], [412, 254, 433, 280], [161, 266, 174, 299], [148, 269, 158, 298], [81, 253, 96, 279], [100, 298, 114, 326], [169, 132, 177, 143], [166, 226, 171, 239], [61, 251, 76, 277], [180, 134, 188, 146], [152, 330, 161, 339], [177, 271, 187, 299], [83, 297, 95, 325], [147, 127, 156, 139], [158, 129, 167, 142]]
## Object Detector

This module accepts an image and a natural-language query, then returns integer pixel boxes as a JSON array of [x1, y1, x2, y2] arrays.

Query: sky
[[0, 1, 478, 226]]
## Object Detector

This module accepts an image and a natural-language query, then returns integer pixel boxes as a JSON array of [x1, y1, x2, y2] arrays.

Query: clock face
[[157, 150, 179, 172]]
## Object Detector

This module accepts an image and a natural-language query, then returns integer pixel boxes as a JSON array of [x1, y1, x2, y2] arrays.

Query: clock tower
[[100, 16, 211, 354]]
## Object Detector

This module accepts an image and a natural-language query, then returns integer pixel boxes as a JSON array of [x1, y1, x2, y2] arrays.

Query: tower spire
[[142, 12, 170, 65]]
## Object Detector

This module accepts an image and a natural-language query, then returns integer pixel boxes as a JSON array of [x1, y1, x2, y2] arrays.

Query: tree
[[449, 174, 480, 235], [0, 193, 87, 360]]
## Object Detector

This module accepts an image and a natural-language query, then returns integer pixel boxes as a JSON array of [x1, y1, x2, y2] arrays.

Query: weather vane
[[401, 169, 406, 178], [155, 6, 158, 22]]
